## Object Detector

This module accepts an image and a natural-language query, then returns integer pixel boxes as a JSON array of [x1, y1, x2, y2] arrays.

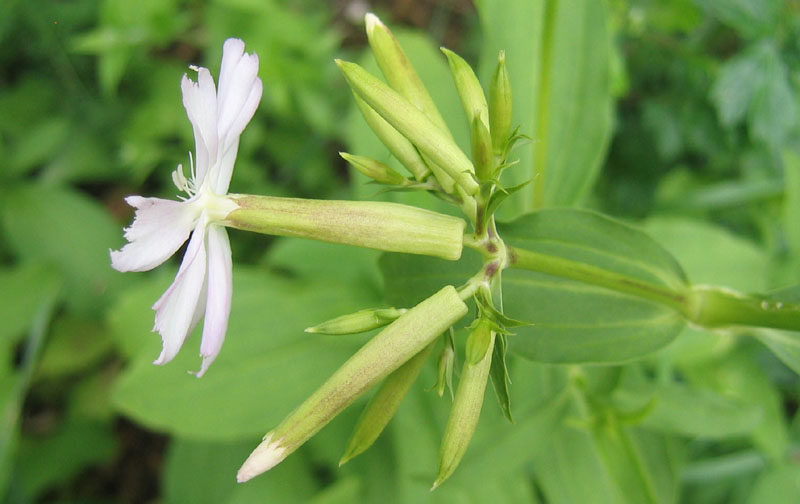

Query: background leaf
[[476, 0, 614, 213], [499, 209, 688, 362]]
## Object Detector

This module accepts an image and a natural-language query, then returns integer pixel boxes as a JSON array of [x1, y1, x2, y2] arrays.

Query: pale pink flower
[[111, 39, 262, 376]]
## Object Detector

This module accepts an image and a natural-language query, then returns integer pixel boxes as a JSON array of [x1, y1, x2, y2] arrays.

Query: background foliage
[[1, 0, 799, 502]]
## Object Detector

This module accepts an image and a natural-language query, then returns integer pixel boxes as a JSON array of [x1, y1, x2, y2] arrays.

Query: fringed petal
[[194, 225, 233, 377], [181, 69, 219, 186], [213, 77, 263, 194], [217, 39, 261, 146], [152, 216, 209, 366], [110, 196, 199, 272]]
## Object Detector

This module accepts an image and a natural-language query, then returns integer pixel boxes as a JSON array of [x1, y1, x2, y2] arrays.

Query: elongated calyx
[[434, 320, 496, 489], [226, 195, 466, 260], [237, 286, 468, 482]]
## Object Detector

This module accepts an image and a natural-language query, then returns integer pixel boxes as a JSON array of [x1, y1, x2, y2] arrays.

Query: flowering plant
[[112, 14, 800, 491]]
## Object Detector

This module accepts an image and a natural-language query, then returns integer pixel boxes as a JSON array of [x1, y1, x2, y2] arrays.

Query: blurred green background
[[1, 0, 799, 502]]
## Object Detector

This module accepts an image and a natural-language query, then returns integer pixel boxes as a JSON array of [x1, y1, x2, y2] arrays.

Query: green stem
[[687, 286, 800, 331], [507, 245, 688, 315], [508, 246, 800, 332]]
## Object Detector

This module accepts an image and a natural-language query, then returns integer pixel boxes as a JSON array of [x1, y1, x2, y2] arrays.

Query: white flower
[[111, 39, 262, 377]]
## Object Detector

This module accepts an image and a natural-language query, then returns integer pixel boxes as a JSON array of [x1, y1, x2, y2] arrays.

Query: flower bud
[[470, 114, 493, 182], [434, 332, 456, 399], [339, 342, 434, 465], [433, 320, 495, 490], [336, 59, 479, 196], [340, 152, 408, 186], [237, 286, 469, 483], [226, 195, 465, 260], [352, 93, 430, 181], [364, 13, 453, 139], [489, 51, 512, 156], [441, 48, 489, 131], [305, 307, 407, 335], [356, 15, 461, 194]]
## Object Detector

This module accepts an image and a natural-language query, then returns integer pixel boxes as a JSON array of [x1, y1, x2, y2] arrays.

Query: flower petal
[[194, 225, 233, 377], [217, 39, 261, 147], [110, 196, 199, 272], [152, 216, 209, 366], [217, 39, 246, 104], [182, 69, 218, 186], [213, 78, 263, 194]]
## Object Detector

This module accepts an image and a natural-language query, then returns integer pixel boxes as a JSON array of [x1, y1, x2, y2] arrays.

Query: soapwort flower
[[111, 38, 262, 376]]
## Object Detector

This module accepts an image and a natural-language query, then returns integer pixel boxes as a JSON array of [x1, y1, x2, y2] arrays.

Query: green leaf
[[591, 426, 681, 504], [745, 464, 800, 504], [489, 334, 513, 422], [712, 41, 797, 149], [16, 419, 115, 501], [380, 251, 480, 309], [107, 271, 171, 361], [711, 45, 766, 128], [112, 266, 377, 441], [0, 182, 127, 315], [0, 264, 61, 356], [683, 349, 789, 461], [266, 237, 382, 289], [748, 50, 798, 149], [36, 316, 114, 380], [0, 296, 57, 500], [643, 217, 768, 292], [476, 0, 613, 213], [7, 117, 70, 177], [696, 0, 782, 38], [448, 383, 568, 486], [613, 383, 762, 438], [308, 477, 361, 504], [531, 421, 627, 504], [500, 209, 688, 363]]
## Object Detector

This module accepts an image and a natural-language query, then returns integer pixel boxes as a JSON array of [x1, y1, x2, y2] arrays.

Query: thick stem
[[509, 245, 800, 332], [687, 286, 800, 331], [507, 245, 688, 315]]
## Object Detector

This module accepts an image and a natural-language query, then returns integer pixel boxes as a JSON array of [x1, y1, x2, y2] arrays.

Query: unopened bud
[[227, 195, 466, 260], [305, 307, 407, 335], [362, 14, 458, 193], [365, 13, 453, 139], [433, 320, 495, 490], [352, 94, 430, 181], [470, 114, 493, 182], [340, 152, 408, 186], [441, 48, 489, 131], [434, 333, 456, 399], [336, 59, 479, 196], [339, 342, 434, 465], [489, 51, 512, 156], [237, 286, 469, 483]]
